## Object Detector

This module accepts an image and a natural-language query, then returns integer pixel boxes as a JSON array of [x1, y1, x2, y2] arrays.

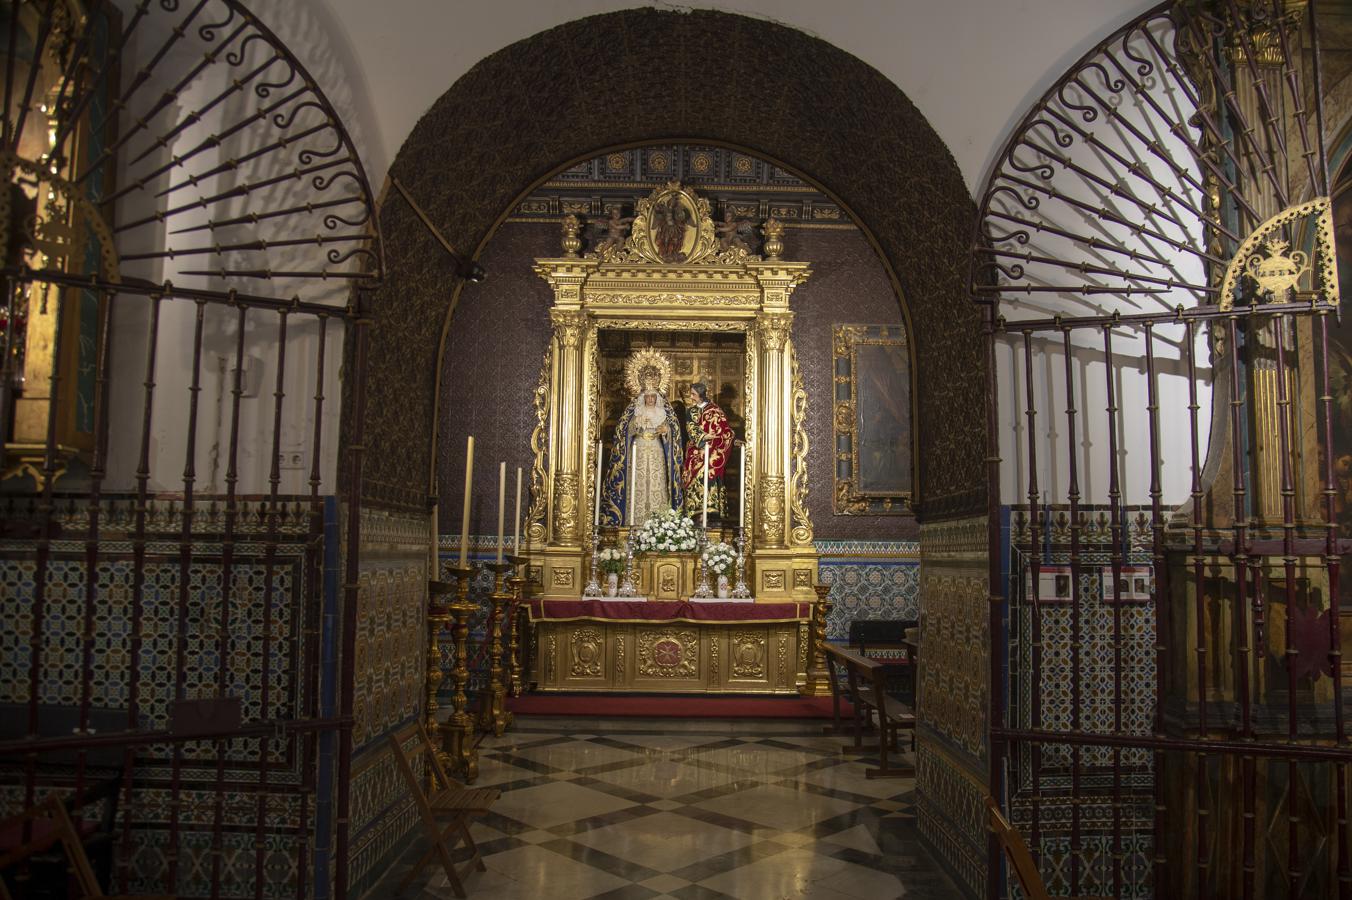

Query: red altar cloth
[[527, 598, 811, 624]]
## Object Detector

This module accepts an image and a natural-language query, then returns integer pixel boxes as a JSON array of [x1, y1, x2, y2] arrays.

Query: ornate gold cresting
[[530, 181, 818, 600], [1218, 199, 1339, 311]]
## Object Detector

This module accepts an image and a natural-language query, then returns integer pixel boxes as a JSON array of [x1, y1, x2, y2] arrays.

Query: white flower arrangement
[[597, 547, 626, 574], [701, 541, 737, 576], [631, 508, 698, 554]]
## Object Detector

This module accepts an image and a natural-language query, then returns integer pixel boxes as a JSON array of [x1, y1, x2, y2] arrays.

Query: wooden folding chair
[[0, 796, 175, 900], [388, 722, 499, 898]]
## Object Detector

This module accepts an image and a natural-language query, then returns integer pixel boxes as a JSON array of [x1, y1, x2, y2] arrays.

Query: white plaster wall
[[95, 0, 1203, 501], [985, 14, 1215, 507]]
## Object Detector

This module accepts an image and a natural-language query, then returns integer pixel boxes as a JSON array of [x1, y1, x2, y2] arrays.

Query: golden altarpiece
[[523, 182, 821, 693]]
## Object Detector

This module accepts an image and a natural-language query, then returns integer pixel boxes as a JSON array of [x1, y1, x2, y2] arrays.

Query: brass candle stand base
[[800, 582, 833, 697], [479, 561, 514, 737], [442, 564, 480, 783], [425, 578, 457, 779]]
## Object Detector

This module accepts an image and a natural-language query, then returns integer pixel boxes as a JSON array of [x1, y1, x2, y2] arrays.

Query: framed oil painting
[[833, 324, 913, 515]]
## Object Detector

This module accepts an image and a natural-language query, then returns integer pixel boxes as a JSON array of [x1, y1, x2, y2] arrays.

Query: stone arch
[[355, 7, 981, 518]]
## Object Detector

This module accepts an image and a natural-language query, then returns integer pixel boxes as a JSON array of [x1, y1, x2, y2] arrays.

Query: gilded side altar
[[524, 182, 820, 602]]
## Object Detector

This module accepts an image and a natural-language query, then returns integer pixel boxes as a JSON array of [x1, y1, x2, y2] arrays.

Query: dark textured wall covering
[[354, 8, 983, 525], [435, 222, 919, 541]]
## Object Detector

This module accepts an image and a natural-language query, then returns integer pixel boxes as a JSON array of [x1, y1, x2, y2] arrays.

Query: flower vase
[[606, 573, 619, 597], [717, 574, 730, 599]]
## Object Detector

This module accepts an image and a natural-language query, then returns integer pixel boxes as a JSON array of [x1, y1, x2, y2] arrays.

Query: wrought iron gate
[[1, 1, 381, 897], [976, 2, 1351, 897]]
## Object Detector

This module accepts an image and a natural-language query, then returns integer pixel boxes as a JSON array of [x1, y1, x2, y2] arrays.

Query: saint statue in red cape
[[681, 382, 734, 522]]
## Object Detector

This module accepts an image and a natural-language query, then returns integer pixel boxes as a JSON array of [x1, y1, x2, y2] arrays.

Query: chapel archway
[[351, 7, 980, 521]]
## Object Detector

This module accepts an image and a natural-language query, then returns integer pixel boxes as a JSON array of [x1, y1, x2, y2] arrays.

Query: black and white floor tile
[[373, 716, 961, 899]]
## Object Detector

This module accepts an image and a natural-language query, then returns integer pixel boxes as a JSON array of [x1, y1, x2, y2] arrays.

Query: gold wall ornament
[[1219, 198, 1339, 310], [759, 475, 786, 545], [637, 628, 698, 678], [730, 631, 767, 678], [570, 627, 605, 676], [552, 473, 580, 541], [596, 181, 760, 266]]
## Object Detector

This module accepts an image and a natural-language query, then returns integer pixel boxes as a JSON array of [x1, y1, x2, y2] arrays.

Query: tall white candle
[[496, 461, 506, 563], [739, 445, 746, 527], [593, 440, 602, 529], [628, 443, 636, 525], [513, 467, 522, 555], [459, 435, 474, 568], [702, 443, 710, 528]]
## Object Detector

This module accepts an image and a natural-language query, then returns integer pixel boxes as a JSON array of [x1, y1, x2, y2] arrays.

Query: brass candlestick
[[443, 564, 480, 783], [479, 561, 514, 736], [425, 578, 457, 778], [505, 554, 527, 697], [800, 582, 833, 697]]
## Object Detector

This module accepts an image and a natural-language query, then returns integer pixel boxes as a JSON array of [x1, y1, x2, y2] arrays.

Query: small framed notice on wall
[[1103, 565, 1152, 603], [1025, 565, 1074, 604]]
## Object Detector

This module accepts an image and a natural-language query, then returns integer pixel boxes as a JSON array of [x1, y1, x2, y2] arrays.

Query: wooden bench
[[823, 643, 916, 778]]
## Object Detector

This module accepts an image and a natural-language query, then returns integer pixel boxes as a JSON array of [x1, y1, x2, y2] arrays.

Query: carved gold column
[[550, 307, 587, 546], [801, 582, 833, 697], [755, 312, 792, 549], [442, 565, 479, 783], [505, 555, 527, 696], [478, 562, 514, 736]]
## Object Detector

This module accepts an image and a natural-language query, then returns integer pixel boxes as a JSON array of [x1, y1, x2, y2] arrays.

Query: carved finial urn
[[762, 217, 785, 260], [561, 214, 583, 258]]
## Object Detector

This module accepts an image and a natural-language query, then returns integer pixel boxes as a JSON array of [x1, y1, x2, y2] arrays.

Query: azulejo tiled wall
[[346, 506, 433, 898], [0, 493, 329, 900], [1007, 504, 1157, 898], [915, 515, 990, 900], [815, 540, 919, 641]]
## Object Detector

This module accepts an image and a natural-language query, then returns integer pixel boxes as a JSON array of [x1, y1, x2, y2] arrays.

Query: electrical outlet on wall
[[278, 446, 306, 471]]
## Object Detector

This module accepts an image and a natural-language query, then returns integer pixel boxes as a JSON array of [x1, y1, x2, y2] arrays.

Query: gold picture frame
[[832, 324, 913, 515]]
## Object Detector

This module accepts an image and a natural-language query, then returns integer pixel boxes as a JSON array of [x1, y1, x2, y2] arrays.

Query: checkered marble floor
[[375, 717, 962, 899]]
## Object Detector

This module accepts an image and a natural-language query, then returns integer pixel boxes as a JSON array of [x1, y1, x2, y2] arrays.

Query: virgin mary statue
[[599, 350, 685, 526]]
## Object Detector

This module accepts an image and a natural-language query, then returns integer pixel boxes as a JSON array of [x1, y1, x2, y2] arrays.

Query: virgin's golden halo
[[623, 348, 673, 397]]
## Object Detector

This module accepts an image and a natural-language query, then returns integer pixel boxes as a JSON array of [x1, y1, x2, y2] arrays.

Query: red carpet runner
[[505, 693, 850, 719]]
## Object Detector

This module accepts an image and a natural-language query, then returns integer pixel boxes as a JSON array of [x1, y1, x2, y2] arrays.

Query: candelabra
[[731, 526, 752, 599], [479, 561, 514, 736], [691, 528, 714, 598], [617, 530, 638, 597], [442, 563, 480, 782], [582, 528, 603, 598]]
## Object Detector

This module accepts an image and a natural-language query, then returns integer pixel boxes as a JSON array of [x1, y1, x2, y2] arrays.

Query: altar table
[[527, 599, 812, 694]]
